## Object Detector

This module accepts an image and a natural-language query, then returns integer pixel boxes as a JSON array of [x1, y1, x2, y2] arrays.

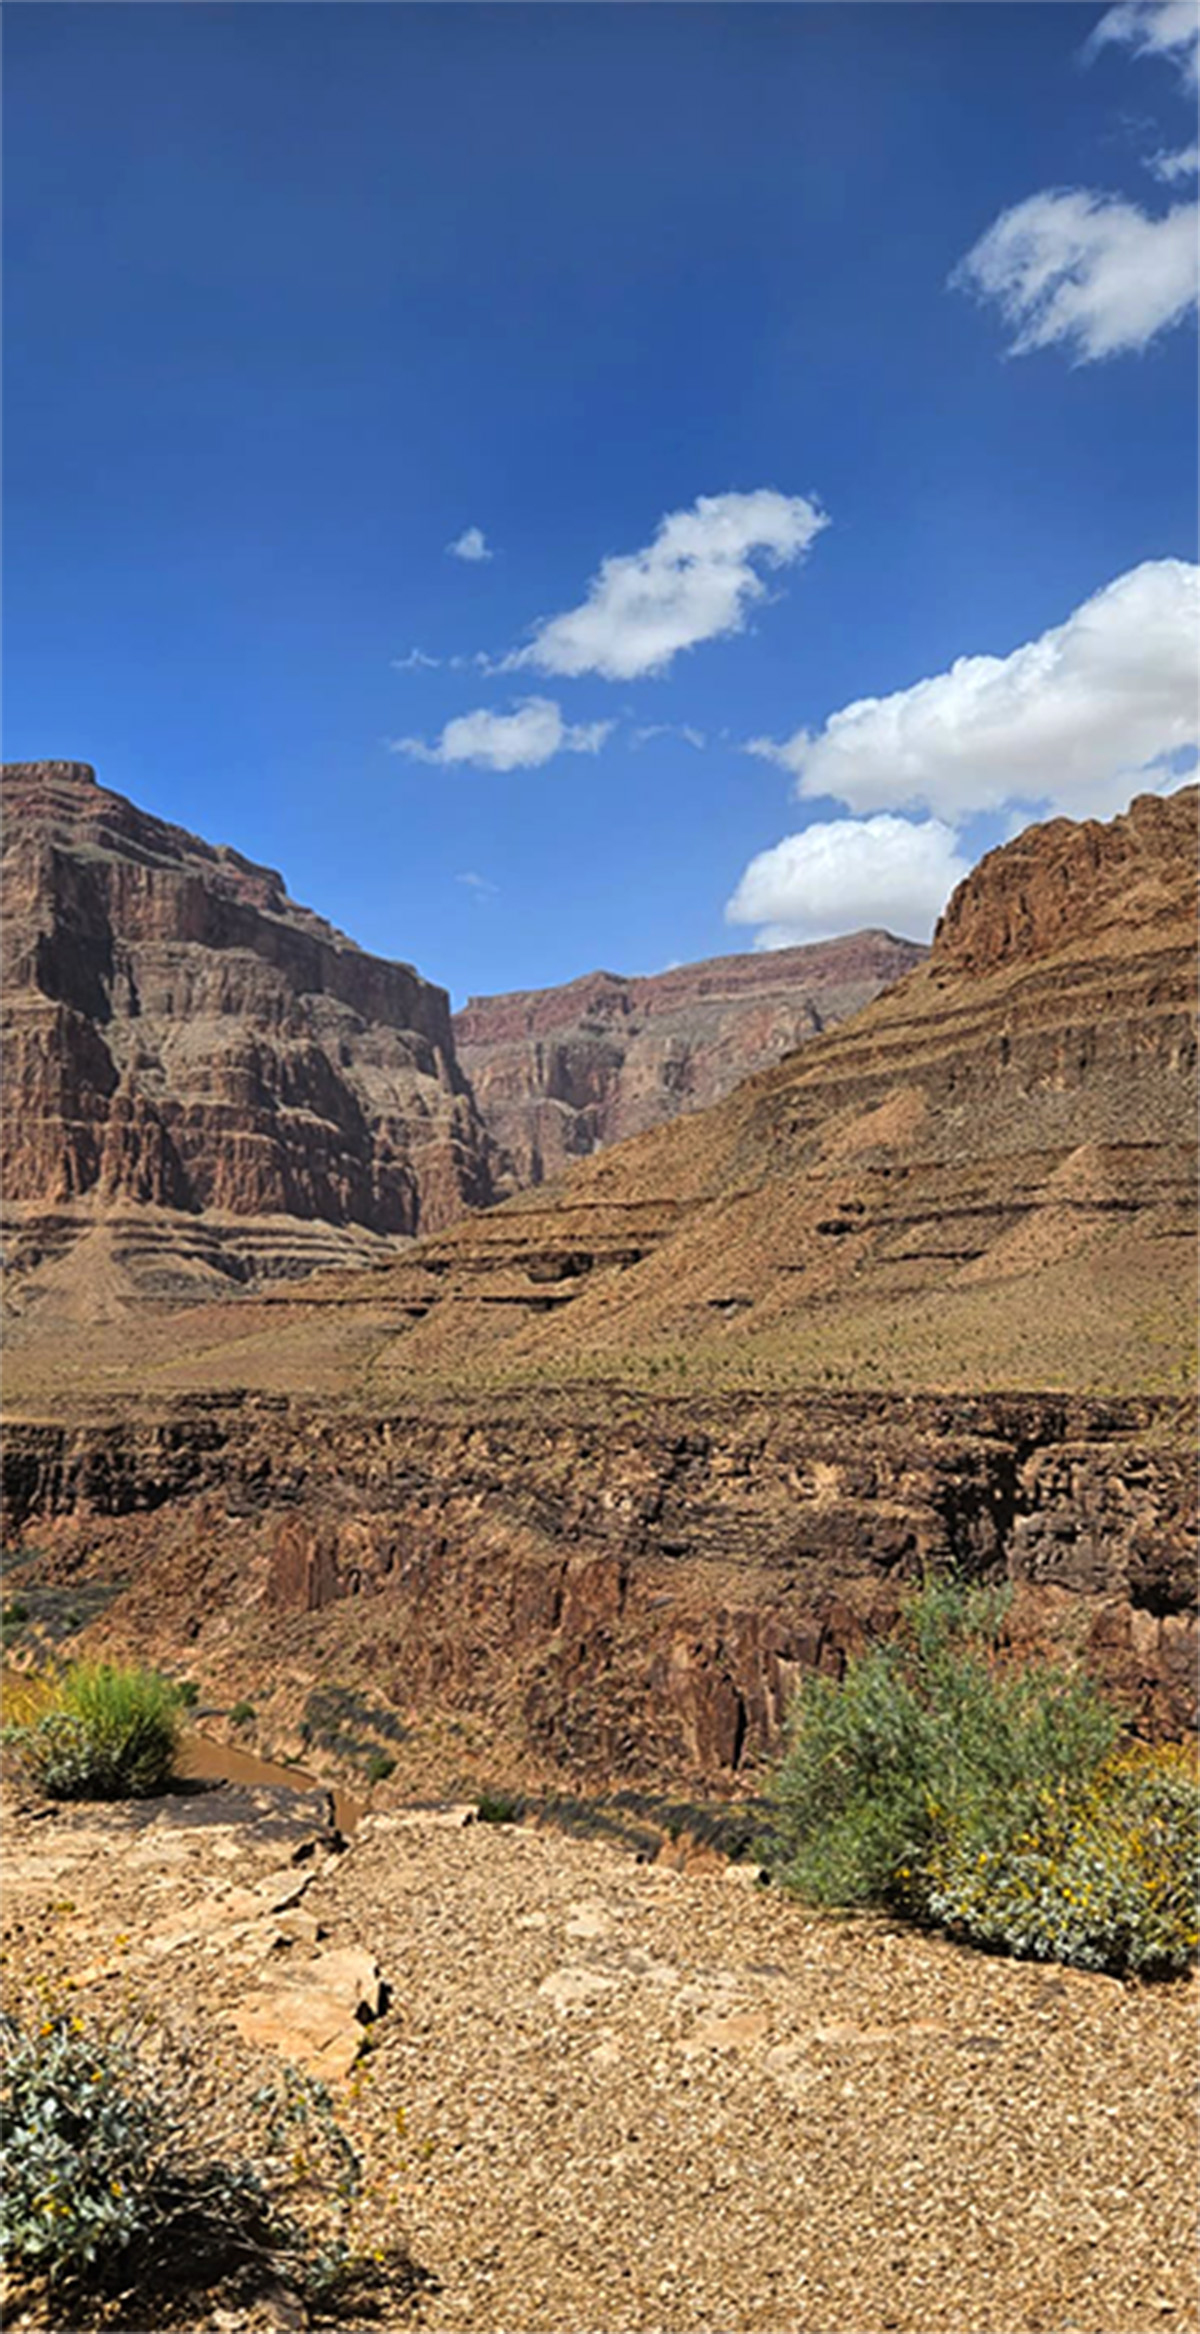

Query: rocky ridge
[[454, 932, 925, 1189], [1, 761, 499, 1304]]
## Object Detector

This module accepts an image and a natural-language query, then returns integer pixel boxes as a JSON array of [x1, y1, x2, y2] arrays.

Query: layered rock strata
[[1, 762, 499, 1297], [454, 933, 925, 1188]]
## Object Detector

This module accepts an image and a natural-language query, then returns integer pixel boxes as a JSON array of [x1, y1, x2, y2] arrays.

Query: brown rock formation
[[454, 933, 926, 1187], [1, 761, 499, 1300]]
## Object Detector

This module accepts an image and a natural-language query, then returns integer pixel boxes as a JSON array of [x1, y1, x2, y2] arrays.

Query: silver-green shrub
[[0, 1997, 364, 2311], [766, 1579, 1197, 1976]]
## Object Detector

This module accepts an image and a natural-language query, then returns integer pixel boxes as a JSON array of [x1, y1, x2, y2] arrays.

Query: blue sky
[[5, 2, 1197, 1004]]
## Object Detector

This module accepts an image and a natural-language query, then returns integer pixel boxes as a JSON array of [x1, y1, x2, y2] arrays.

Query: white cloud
[[446, 526, 494, 563], [389, 696, 614, 772], [504, 489, 828, 682], [748, 561, 1200, 824], [392, 647, 443, 671], [726, 815, 969, 949], [1146, 140, 1200, 180], [1085, 0, 1200, 87], [952, 186, 1198, 361], [456, 870, 499, 896], [632, 722, 707, 750]]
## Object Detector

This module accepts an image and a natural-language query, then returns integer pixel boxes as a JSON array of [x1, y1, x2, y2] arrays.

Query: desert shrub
[[229, 1700, 256, 1727], [476, 1789, 526, 1824], [924, 1742, 1200, 1978], [0, 1994, 366, 2313], [364, 1749, 396, 1785], [1, 1663, 184, 1799], [765, 1579, 1184, 1976]]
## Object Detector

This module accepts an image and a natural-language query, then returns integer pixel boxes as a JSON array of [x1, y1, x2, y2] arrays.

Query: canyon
[[2, 774, 1197, 1794]]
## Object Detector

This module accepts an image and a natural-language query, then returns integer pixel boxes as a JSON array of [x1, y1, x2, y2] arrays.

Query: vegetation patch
[[0, 1579, 125, 1648], [475, 1789, 527, 1825], [0, 1991, 424, 2324], [2, 1664, 185, 1801], [767, 1578, 1199, 1978], [300, 1682, 408, 1779]]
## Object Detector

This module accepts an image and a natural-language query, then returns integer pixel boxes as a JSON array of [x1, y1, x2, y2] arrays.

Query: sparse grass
[[2, 1663, 184, 1800]]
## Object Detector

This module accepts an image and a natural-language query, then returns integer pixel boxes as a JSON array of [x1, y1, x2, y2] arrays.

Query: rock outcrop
[[1, 762, 500, 1301], [454, 934, 925, 1188]]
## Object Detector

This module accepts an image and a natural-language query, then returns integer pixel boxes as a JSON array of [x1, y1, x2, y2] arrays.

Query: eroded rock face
[[1, 762, 499, 1280], [3, 1389, 1195, 1774], [454, 935, 926, 1187]]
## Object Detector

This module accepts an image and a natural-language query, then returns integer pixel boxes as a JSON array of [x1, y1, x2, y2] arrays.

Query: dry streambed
[[1, 1786, 1197, 2334]]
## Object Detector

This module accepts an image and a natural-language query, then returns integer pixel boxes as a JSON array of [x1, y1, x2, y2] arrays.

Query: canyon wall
[[454, 933, 926, 1188], [1, 762, 500, 1295]]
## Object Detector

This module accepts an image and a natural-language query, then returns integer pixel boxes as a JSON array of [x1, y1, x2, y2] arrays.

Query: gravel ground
[[2, 1793, 1196, 2334], [318, 1810, 1197, 2334]]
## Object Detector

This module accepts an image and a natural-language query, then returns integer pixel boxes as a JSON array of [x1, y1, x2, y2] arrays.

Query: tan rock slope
[[3, 790, 1196, 1783], [454, 932, 925, 1189], [1, 761, 500, 1310]]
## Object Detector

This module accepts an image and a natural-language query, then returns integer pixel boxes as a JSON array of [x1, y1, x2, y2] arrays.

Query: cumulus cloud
[[726, 815, 970, 949], [747, 560, 1200, 824], [951, 186, 1198, 361], [504, 489, 827, 682], [1145, 141, 1200, 180], [389, 696, 614, 772], [446, 526, 494, 563], [1085, 0, 1200, 86]]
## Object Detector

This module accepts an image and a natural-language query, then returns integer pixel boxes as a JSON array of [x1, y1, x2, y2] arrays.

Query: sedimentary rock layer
[[3, 1388, 1195, 1774], [454, 933, 925, 1188], [1, 762, 499, 1293]]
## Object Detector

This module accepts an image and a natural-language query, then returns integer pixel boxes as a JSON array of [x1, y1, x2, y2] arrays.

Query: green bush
[[229, 1700, 256, 1727], [363, 1749, 396, 1785], [476, 1790, 526, 1825], [0, 1996, 363, 2311], [764, 1579, 1200, 1976], [2, 1663, 184, 1800]]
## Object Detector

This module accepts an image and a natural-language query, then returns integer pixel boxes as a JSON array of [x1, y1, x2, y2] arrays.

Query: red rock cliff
[[1, 761, 499, 1251], [454, 933, 926, 1187]]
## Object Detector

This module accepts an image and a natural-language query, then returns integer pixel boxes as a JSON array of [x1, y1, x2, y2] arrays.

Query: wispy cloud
[[501, 489, 827, 682], [456, 870, 499, 896], [389, 696, 615, 772], [446, 525, 494, 563], [951, 187, 1198, 361], [1145, 140, 1200, 180], [391, 647, 443, 672], [631, 722, 707, 750], [726, 814, 969, 949], [1085, 0, 1200, 88], [745, 560, 1200, 824]]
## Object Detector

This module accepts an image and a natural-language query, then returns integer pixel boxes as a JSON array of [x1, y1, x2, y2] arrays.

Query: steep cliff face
[[454, 933, 926, 1187], [1, 762, 499, 1296]]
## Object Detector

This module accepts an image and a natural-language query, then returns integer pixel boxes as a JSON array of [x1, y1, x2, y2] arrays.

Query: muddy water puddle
[[178, 1733, 362, 1833]]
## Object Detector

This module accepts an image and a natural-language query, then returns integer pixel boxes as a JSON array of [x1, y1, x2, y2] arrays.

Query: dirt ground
[[1, 1780, 1197, 2334]]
